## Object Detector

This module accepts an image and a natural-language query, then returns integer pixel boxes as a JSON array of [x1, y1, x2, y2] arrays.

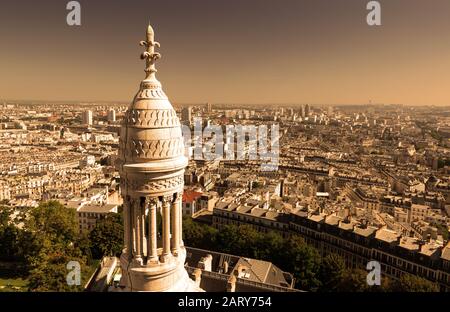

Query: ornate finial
[[140, 22, 161, 80]]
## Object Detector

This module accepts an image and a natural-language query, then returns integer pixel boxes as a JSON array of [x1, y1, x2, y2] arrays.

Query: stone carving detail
[[162, 195, 174, 204], [145, 196, 159, 206], [126, 109, 180, 128], [174, 192, 182, 202], [129, 137, 184, 159], [124, 175, 184, 193], [134, 88, 168, 100]]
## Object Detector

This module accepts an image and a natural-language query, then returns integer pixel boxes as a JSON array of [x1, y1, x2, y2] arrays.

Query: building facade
[[82, 110, 93, 126], [212, 202, 450, 291]]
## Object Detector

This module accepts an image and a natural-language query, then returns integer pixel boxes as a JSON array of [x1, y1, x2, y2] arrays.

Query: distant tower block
[[181, 106, 192, 126], [300, 105, 305, 118], [82, 110, 93, 125], [107, 109, 116, 123], [304, 104, 310, 117], [116, 23, 202, 292]]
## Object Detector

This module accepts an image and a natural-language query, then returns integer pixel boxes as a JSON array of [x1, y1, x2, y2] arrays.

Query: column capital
[[145, 196, 159, 207], [174, 192, 182, 202], [162, 194, 173, 205]]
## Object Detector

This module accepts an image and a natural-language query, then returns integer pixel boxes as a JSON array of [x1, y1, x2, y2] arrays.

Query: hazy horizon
[[5, 98, 450, 109], [1, 0, 450, 106]]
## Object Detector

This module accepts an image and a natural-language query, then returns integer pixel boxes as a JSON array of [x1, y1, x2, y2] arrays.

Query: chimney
[[198, 254, 212, 272], [193, 268, 202, 288], [361, 219, 368, 229], [235, 264, 248, 278], [226, 275, 236, 292], [223, 260, 229, 274]]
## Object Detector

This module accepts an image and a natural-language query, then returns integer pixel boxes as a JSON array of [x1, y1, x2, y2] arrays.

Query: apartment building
[[211, 201, 450, 291]]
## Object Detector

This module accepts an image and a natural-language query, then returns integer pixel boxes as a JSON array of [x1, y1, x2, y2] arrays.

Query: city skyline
[[1, 18, 449, 294], [2, 0, 450, 105]]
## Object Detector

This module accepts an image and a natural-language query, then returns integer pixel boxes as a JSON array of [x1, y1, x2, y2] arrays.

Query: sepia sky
[[1, 0, 450, 105]]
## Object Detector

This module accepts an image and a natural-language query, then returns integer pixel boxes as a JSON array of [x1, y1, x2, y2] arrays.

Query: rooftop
[[78, 203, 118, 213]]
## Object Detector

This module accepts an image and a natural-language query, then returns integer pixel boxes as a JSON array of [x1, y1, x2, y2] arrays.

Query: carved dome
[[119, 79, 185, 164], [116, 23, 202, 293], [117, 24, 187, 175]]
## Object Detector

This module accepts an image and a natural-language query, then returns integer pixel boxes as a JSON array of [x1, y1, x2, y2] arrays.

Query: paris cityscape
[[1, 0, 450, 299]]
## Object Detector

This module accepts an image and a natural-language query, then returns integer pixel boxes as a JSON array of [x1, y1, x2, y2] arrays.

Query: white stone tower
[[116, 23, 200, 292]]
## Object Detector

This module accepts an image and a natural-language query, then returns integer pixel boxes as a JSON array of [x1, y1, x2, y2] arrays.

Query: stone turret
[[117, 22, 200, 292]]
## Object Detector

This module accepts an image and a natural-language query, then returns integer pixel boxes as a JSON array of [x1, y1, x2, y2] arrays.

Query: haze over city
[[1, 0, 450, 301], [2, 0, 450, 105]]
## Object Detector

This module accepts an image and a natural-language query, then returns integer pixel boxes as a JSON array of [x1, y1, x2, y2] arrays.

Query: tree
[[26, 200, 78, 244], [76, 232, 93, 265], [214, 224, 263, 258], [0, 207, 32, 262], [254, 231, 284, 261], [27, 238, 85, 292], [28, 261, 78, 292], [391, 274, 440, 292], [183, 220, 323, 291], [317, 267, 394, 292], [278, 235, 321, 291], [0, 206, 13, 226], [214, 225, 244, 254], [318, 253, 346, 292], [89, 213, 124, 259], [0, 225, 21, 261], [23, 200, 87, 292], [235, 225, 264, 258], [182, 217, 217, 250], [251, 181, 261, 189], [431, 222, 449, 241], [338, 268, 374, 292]]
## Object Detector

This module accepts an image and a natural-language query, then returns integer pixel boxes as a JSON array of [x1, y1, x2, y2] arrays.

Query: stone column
[[147, 197, 158, 263], [178, 194, 184, 247], [171, 192, 181, 255], [131, 199, 136, 256], [162, 195, 172, 261], [123, 198, 129, 255], [140, 202, 145, 258], [135, 200, 142, 260]]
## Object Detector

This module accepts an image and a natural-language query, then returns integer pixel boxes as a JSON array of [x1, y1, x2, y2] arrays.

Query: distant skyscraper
[[82, 110, 93, 125], [305, 104, 310, 117], [206, 102, 212, 113], [107, 109, 116, 123], [300, 105, 306, 118], [182, 106, 192, 126]]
